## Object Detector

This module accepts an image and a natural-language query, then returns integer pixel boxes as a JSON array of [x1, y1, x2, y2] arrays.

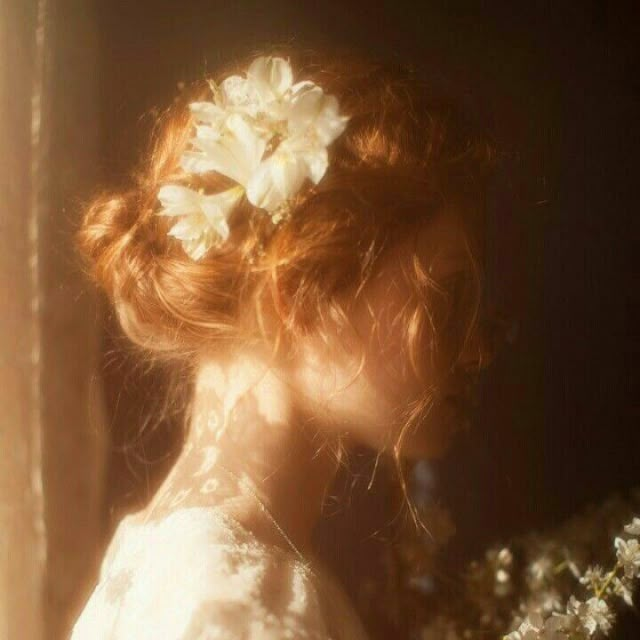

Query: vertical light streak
[[29, 0, 49, 630]]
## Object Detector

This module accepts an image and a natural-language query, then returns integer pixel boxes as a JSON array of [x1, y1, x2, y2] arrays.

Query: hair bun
[[78, 188, 165, 323]]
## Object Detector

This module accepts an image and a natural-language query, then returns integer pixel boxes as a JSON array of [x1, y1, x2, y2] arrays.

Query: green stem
[[595, 563, 620, 599], [553, 560, 569, 575]]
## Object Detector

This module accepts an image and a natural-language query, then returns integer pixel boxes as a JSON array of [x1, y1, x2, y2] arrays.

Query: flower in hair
[[157, 184, 243, 260], [157, 56, 350, 259]]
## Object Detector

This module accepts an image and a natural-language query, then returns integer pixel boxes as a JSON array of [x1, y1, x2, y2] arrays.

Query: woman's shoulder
[[70, 506, 332, 640]]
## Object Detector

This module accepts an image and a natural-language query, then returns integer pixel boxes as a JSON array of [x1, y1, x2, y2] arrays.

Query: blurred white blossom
[[568, 596, 612, 635], [614, 537, 640, 579], [394, 491, 640, 640], [611, 577, 633, 606]]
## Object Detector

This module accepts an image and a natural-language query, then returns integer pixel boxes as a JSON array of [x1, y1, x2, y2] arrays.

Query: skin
[[137, 207, 497, 559]]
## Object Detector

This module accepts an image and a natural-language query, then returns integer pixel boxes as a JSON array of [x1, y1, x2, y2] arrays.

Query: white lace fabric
[[70, 507, 369, 640]]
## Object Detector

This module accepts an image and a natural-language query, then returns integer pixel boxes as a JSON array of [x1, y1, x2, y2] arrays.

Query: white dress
[[70, 507, 370, 640]]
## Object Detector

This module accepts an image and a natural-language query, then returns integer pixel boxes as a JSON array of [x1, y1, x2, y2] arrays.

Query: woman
[[71, 48, 505, 640]]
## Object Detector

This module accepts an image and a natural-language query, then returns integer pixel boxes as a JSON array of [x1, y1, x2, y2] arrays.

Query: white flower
[[624, 517, 640, 536], [612, 576, 634, 606], [579, 565, 605, 590], [160, 55, 349, 259], [189, 75, 262, 126], [614, 536, 640, 579], [541, 616, 577, 640], [218, 74, 262, 117], [180, 113, 267, 186], [545, 611, 580, 637], [246, 82, 350, 212], [196, 57, 296, 125], [183, 58, 348, 216], [525, 588, 564, 615], [567, 596, 613, 636], [505, 613, 545, 640], [288, 81, 350, 146], [566, 558, 582, 579], [521, 613, 545, 633], [497, 547, 514, 566], [184, 56, 348, 215], [157, 184, 243, 260], [528, 556, 554, 588], [246, 134, 328, 213], [245, 55, 294, 120], [187, 101, 227, 131]]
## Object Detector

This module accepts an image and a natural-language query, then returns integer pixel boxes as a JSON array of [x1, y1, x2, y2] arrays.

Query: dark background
[[92, 1, 639, 637]]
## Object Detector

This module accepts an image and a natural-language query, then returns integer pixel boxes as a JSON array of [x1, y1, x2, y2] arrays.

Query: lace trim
[[114, 505, 316, 575]]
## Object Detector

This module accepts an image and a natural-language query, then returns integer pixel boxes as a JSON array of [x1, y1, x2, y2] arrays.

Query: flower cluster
[[504, 515, 640, 640], [156, 56, 350, 260], [385, 491, 640, 640]]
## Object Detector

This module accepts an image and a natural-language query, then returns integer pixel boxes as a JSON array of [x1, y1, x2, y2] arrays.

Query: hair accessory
[[157, 56, 350, 260]]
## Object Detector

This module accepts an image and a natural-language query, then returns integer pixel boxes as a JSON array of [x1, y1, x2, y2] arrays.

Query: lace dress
[[70, 507, 370, 640]]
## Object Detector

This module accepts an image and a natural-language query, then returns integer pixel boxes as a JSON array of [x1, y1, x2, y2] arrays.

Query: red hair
[[78, 47, 494, 379], [77, 45, 498, 529]]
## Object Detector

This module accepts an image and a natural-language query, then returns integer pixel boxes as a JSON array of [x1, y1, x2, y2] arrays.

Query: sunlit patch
[[104, 569, 134, 604], [200, 478, 220, 494], [181, 440, 194, 456], [194, 446, 220, 477], [229, 395, 256, 425], [207, 409, 221, 431], [196, 361, 228, 392], [169, 488, 192, 507], [192, 414, 206, 438]]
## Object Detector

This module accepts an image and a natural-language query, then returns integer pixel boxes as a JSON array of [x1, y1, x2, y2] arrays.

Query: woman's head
[[78, 46, 500, 459]]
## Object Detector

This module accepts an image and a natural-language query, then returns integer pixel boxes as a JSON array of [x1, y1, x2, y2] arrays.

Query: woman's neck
[[148, 348, 341, 557]]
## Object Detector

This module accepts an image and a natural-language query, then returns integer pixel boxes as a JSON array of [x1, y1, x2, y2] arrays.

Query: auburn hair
[[78, 48, 496, 511]]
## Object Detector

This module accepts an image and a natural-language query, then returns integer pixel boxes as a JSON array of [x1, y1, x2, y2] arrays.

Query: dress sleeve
[[178, 573, 330, 640], [70, 509, 332, 640]]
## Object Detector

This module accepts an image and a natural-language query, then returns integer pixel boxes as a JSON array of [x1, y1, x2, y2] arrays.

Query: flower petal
[[220, 75, 261, 115], [179, 151, 220, 176], [287, 83, 324, 133], [181, 114, 266, 185], [624, 518, 640, 536], [194, 125, 221, 141], [199, 186, 244, 220], [247, 56, 293, 102], [189, 101, 226, 126], [158, 184, 242, 259], [246, 145, 307, 212], [288, 84, 349, 145], [183, 236, 210, 261], [313, 94, 350, 145], [167, 215, 207, 241], [285, 136, 328, 184], [245, 159, 281, 212], [157, 184, 203, 217], [199, 186, 244, 241]]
